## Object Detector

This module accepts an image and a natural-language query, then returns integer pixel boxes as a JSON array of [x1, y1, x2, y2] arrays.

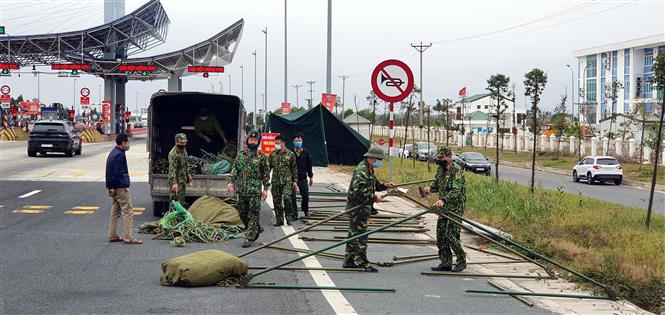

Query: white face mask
[[200, 116, 209, 121], [275, 144, 282, 150]]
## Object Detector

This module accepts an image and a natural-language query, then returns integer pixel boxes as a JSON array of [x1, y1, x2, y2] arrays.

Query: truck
[[148, 92, 245, 216]]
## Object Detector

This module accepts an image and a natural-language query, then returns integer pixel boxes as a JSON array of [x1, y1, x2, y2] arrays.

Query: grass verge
[[330, 159, 665, 313]]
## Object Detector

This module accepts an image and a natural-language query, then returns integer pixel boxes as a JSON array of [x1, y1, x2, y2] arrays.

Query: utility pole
[[411, 42, 432, 129], [284, 0, 288, 104], [339, 75, 349, 118], [306, 80, 316, 108], [292, 84, 302, 108], [566, 64, 575, 119], [326, 0, 332, 93], [252, 51, 257, 128], [228, 74, 232, 95], [240, 65, 244, 103], [262, 27, 268, 124]]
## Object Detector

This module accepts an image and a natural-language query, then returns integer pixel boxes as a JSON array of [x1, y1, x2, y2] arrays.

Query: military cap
[[247, 129, 261, 141], [437, 146, 452, 157], [175, 133, 188, 142], [363, 146, 386, 160]]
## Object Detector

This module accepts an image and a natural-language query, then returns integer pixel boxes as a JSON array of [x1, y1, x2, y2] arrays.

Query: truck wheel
[[75, 143, 82, 155], [153, 201, 168, 217], [65, 146, 74, 157]]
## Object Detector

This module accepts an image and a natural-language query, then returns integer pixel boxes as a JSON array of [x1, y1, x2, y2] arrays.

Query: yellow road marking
[[13, 209, 45, 214], [64, 210, 95, 215], [0, 205, 4, 208], [133, 207, 145, 211], [72, 206, 99, 210], [72, 171, 87, 177], [24, 205, 52, 210]]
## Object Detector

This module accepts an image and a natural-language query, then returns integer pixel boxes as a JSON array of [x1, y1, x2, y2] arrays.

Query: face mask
[[275, 144, 282, 150], [200, 116, 208, 121], [373, 159, 383, 168], [247, 143, 258, 150], [176, 144, 186, 149], [124, 144, 130, 151], [294, 141, 303, 149], [436, 159, 449, 167]]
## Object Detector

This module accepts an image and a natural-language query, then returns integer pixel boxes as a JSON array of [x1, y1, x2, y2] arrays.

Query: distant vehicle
[[27, 120, 82, 157], [455, 152, 492, 176], [572, 156, 623, 185], [413, 142, 437, 161], [134, 122, 144, 128], [400, 144, 414, 159]]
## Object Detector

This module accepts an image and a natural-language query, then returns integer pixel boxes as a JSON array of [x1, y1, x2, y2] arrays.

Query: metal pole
[[306, 81, 315, 108], [389, 102, 394, 181], [253, 51, 257, 127], [284, 0, 288, 104], [326, 0, 332, 93], [242, 284, 395, 293], [466, 289, 612, 300], [646, 100, 664, 228], [240, 65, 244, 103], [566, 64, 575, 119], [229, 75, 232, 95], [262, 27, 268, 123], [339, 75, 349, 118], [292, 84, 302, 108]]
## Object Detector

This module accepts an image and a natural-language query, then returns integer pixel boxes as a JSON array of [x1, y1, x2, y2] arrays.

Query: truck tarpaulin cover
[[266, 104, 370, 166]]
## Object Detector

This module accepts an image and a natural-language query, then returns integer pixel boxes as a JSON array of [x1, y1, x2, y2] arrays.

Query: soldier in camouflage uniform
[[422, 146, 467, 272], [268, 134, 298, 226], [342, 146, 394, 272], [227, 130, 270, 248], [168, 133, 192, 206]]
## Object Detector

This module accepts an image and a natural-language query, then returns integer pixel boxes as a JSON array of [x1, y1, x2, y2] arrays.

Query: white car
[[572, 156, 623, 185]]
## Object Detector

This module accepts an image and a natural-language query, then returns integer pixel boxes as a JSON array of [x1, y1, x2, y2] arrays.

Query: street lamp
[[73, 78, 77, 116], [566, 64, 575, 120], [262, 27, 268, 124], [228, 74, 232, 95], [252, 51, 257, 127]]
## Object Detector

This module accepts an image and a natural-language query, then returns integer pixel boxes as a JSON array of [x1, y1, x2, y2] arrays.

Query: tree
[[645, 53, 665, 229], [342, 108, 354, 119], [10, 94, 24, 107], [552, 93, 569, 159], [486, 74, 511, 181], [436, 98, 453, 146], [524, 68, 548, 193]]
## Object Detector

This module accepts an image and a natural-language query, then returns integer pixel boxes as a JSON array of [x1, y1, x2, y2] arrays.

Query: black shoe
[[363, 266, 379, 273], [241, 240, 252, 248], [342, 262, 358, 269], [303, 212, 310, 218], [251, 233, 260, 242], [273, 222, 283, 227], [430, 265, 452, 272], [286, 220, 292, 226], [452, 261, 467, 272], [292, 215, 299, 220]]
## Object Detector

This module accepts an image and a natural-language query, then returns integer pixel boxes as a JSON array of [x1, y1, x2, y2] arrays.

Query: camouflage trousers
[[343, 205, 371, 268], [271, 183, 294, 223], [169, 181, 186, 205], [237, 194, 263, 241], [436, 213, 466, 268]]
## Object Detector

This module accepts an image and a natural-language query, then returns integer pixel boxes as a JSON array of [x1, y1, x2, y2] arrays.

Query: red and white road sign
[[281, 102, 291, 115], [80, 96, 90, 105], [370, 59, 414, 103], [1, 94, 10, 106], [0, 85, 10, 95], [80, 87, 90, 97]]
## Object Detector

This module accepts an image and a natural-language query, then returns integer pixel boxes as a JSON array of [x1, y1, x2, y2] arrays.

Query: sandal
[[109, 236, 123, 242], [123, 238, 143, 245]]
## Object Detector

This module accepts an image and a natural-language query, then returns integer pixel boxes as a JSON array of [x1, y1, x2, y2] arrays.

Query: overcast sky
[[1, 0, 664, 115]]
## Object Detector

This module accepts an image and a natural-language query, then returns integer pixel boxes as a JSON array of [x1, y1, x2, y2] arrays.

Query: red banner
[[260, 132, 280, 155], [80, 96, 90, 105], [281, 102, 291, 115], [19, 101, 41, 115], [321, 93, 337, 112], [459, 87, 467, 97], [102, 101, 111, 123], [0, 94, 10, 105]]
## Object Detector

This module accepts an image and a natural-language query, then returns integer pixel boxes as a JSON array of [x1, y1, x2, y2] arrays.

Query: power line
[[306, 80, 316, 109]]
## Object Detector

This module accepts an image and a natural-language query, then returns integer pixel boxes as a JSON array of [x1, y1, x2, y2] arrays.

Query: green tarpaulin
[[265, 104, 370, 166]]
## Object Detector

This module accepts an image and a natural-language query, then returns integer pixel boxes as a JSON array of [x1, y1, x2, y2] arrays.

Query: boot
[[342, 262, 358, 269], [363, 266, 379, 273], [273, 219, 283, 226], [286, 219, 292, 226], [430, 264, 452, 272], [452, 260, 467, 272], [241, 239, 252, 248]]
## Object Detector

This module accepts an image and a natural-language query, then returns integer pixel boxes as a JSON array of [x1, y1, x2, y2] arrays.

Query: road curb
[[490, 159, 665, 192]]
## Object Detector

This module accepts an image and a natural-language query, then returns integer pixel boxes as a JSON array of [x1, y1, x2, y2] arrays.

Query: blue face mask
[[294, 141, 303, 149], [373, 159, 382, 168]]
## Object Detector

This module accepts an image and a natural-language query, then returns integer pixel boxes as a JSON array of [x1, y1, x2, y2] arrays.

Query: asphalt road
[[0, 137, 546, 314]]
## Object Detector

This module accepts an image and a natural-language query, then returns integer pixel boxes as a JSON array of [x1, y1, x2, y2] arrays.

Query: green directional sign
[[1, 69, 9, 75], [0, 26, 5, 35]]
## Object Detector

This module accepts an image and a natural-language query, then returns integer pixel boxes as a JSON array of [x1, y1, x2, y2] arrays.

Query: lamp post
[[252, 51, 257, 127], [262, 27, 268, 124], [566, 64, 575, 120]]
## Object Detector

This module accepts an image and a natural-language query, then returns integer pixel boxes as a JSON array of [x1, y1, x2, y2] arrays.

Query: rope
[[158, 201, 243, 244]]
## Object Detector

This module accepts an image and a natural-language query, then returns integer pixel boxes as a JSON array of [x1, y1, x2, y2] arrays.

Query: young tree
[[524, 68, 548, 193], [487, 74, 511, 180], [645, 53, 665, 228], [552, 93, 569, 159]]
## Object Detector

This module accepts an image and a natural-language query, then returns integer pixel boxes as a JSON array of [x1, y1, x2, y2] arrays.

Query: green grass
[[330, 159, 665, 313]]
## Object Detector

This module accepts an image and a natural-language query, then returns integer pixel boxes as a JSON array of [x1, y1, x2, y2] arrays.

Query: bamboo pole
[[465, 289, 611, 300], [248, 266, 364, 272], [241, 284, 396, 292], [422, 272, 551, 279], [487, 281, 534, 307]]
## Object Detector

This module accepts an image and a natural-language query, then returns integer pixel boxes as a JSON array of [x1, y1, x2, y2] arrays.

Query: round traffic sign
[[158, 89, 166, 93], [1, 85, 10, 95], [370, 59, 414, 103], [80, 87, 90, 97]]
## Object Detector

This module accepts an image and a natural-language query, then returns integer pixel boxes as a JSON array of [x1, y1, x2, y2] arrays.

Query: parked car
[[400, 144, 414, 159], [413, 142, 437, 161], [27, 120, 82, 157], [572, 156, 623, 185], [455, 152, 492, 175]]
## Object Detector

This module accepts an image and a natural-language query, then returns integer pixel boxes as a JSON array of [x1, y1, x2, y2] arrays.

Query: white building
[[452, 93, 526, 133], [343, 113, 372, 140], [573, 34, 665, 125]]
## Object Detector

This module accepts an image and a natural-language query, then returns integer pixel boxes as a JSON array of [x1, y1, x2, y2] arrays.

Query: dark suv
[[28, 120, 82, 157]]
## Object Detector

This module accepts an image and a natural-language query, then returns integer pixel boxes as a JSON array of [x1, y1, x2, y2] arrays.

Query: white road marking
[[18, 190, 42, 198], [266, 193, 357, 315]]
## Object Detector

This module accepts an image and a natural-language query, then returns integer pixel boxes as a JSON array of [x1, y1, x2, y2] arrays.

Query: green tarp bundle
[[188, 195, 245, 230], [160, 249, 248, 287], [265, 104, 370, 166]]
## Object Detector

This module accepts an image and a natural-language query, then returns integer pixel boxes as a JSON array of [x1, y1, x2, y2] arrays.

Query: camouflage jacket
[[428, 162, 466, 212], [229, 149, 270, 195], [268, 149, 297, 186], [168, 147, 190, 185], [346, 159, 386, 207]]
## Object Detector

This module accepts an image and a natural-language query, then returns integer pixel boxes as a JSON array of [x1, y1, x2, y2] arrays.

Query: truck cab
[[148, 92, 245, 216]]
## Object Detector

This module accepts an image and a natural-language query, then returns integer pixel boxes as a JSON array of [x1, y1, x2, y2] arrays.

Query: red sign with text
[[80, 96, 90, 105], [281, 102, 291, 115], [19, 101, 41, 115], [321, 93, 337, 112], [260, 133, 280, 155], [102, 101, 111, 122]]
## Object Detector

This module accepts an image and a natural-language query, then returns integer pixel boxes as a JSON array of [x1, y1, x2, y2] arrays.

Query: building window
[[644, 48, 654, 75], [644, 75, 653, 99], [611, 51, 618, 80], [586, 55, 597, 78], [624, 49, 630, 102], [586, 79, 597, 102], [484, 105, 488, 109], [477, 105, 481, 109]]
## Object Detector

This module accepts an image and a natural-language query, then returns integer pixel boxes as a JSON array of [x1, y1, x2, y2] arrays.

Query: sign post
[[370, 59, 414, 181]]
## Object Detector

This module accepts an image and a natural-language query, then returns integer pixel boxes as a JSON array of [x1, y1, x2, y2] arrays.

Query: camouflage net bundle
[[155, 201, 244, 244], [152, 143, 237, 175]]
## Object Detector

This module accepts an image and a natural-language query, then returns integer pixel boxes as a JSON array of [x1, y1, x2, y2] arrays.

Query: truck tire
[[75, 143, 82, 155], [65, 146, 74, 157], [153, 200, 168, 217]]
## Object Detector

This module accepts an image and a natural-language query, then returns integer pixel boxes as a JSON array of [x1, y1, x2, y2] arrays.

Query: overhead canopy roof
[[0, 0, 170, 65]]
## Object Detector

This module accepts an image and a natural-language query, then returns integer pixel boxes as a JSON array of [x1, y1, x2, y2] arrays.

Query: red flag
[[459, 87, 467, 97]]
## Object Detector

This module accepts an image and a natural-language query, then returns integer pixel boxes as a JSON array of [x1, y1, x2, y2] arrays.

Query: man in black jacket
[[105, 133, 142, 244], [291, 132, 313, 220]]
